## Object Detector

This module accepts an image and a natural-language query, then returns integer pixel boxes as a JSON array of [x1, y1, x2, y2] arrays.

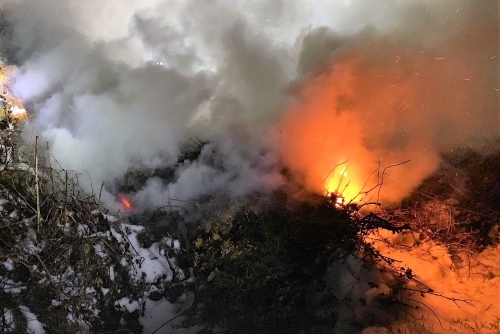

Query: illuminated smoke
[[279, 1, 498, 205]]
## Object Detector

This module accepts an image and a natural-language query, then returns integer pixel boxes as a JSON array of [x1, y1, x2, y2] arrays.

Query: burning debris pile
[[106, 134, 499, 333], [0, 66, 498, 333], [179, 194, 410, 333], [170, 149, 500, 334], [0, 0, 499, 333]]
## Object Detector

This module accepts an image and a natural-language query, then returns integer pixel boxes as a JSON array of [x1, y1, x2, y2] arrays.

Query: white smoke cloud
[[0, 0, 497, 210], [0, 0, 312, 209]]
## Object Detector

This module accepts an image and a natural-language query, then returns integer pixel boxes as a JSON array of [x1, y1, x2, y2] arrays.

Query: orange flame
[[278, 63, 376, 205], [118, 195, 132, 212], [324, 164, 362, 205], [277, 49, 451, 207]]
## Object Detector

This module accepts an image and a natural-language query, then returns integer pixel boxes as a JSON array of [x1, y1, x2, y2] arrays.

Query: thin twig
[[407, 297, 443, 328], [99, 182, 104, 203], [322, 160, 348, 183], [376, 159, 411, 208], [34, 252, 61, 299], [34, 136, 41, 231]]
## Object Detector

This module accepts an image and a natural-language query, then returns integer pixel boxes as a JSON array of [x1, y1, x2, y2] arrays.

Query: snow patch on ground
[[2, 279, 26, 294], [140, 292, 202, 334], [117, 297, 141, 313], [1, 308, 15, 332], [365, 229, 500, 334], [19, 306, 46, 334], [2, 258, 14, 271], [324, 254, 396, 332]]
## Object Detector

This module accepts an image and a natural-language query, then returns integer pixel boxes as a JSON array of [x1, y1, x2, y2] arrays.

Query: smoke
[[0, 0, 305, 209], [279, 0, 499, 204], [0, 0, 497, 210]]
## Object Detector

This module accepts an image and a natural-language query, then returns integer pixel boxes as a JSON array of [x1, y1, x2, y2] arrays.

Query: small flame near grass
[[117, 195, 132, 212]]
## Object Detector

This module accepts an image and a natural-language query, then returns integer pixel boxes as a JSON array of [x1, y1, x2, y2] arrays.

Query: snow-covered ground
[[0, 200, 191, 333], [362, 229, 500, 334]]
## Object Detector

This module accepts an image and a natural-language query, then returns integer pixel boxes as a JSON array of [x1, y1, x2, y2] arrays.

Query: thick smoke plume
[[280, 1, 498, 204], [0, 0, 497, 210]]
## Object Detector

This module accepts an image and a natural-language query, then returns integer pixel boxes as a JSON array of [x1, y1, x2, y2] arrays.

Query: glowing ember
[[118, 196, 132, 212]]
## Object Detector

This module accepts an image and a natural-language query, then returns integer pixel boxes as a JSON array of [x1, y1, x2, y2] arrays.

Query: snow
[[123, 224, 174, 283], [9, 210, 17, 219], [76, 224, 89, 236], [0, 198, 8, 212], [10, 205, 429, 333], [85, 287, 96, 294], [109, 266, 115, 281], [15, 163, 32, 171], [110, 227, 124, 243], [135, 245, 173, 283], [19, 306, 46, 334], [365, 228, 500, 334], [139, 293, 201, 334], [104, 214, 119, 222], [93, 244, 106, 258], [117, 297, 140, 313], [324, 254, 395, 331], [17, 228, 43, 254], [3, 279, 25, 294], [1, 308, 15, 332], [0, 196, 458, 334], [1, 194, 494, 333], [2, 258, 14, 270]]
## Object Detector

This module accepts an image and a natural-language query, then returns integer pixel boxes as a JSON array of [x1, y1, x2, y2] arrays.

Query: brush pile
[[0, 91, 131, 332], [0, 82, 190, 333], [1, 58, 498, 333], [108, 136, 500, 334]]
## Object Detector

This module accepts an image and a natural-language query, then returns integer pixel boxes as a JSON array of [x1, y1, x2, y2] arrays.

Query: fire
[[118, 195, 132, 212], [278, 49, 452, 207], [324, 163, 365, 207], [278, 63, 377, 207]]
